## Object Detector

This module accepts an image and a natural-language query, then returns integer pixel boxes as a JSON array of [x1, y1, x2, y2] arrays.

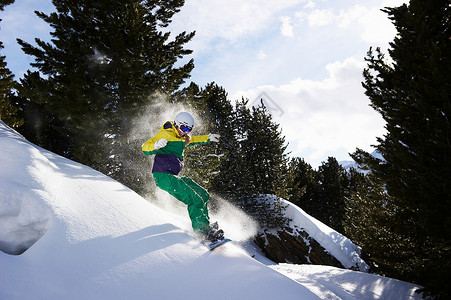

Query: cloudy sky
[[1, 0, 408, 167]]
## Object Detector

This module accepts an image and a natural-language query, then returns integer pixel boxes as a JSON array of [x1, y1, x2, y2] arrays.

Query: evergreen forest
[[0, 0, 449, 298]]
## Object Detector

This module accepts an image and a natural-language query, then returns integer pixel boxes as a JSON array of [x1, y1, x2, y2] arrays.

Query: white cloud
[[257, 50, 267, 60], [234, 57, 386, 167], [293, 1, 409, 44], [280, 16, 294, 38], [307, 9, 335, 27], [168, 0, 308, 53], [303, 0, 316, 9], [382, 0, 409, 6], [337, 5, 397, 44]]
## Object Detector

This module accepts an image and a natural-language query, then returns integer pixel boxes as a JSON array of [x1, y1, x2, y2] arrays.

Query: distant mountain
[[339, 150, 383, 173]]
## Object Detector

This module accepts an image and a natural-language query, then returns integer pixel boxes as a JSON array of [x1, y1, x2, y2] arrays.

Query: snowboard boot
[[210, 221, 219, 230], [204, 223, 224, 243]]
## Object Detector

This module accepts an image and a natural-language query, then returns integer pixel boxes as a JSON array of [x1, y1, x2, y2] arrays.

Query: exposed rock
[[254, 226, 344, 268]]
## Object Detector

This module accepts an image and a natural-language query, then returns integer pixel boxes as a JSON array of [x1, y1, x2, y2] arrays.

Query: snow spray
[[126, 93, 258, 241], [124, 92, 202, 196], [128, 92, 204, 145], [151, 189, 258, 242], [209, 195, 258, 241]]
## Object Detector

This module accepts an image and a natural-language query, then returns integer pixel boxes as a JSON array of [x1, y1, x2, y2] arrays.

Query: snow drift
[[0, 123, 51, 254], [282, 198, 369, 271]]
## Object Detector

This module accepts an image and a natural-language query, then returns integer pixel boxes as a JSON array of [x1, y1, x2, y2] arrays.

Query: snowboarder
[[142, 112, 224, 243]]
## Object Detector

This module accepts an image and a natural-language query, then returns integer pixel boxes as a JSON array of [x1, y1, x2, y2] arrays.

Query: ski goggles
[[179, 124, 193, 133]]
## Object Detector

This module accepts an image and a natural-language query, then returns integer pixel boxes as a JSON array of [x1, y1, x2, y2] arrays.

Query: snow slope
[[272, 264, 423, 300], [0, 121, 422, 299]]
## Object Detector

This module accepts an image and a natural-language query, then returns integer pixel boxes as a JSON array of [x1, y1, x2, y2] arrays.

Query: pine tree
[[0, 42, 18, 125], [16, 71, 73, 156], [17, 0, 194, 193], [212, 98, 254, 201], [197, 83, 235, 190], [352, 0, 450, 297], [226, 99, 289, 228], [246, 102, 289, 197], [0, 0, 21, 127], [316, 157, 348, 233], [287, 157, 318, 213], [343, 169, 417, 276], [288, 157, 348, 233]]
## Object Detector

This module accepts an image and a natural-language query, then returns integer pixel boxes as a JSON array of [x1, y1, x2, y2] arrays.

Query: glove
[[154, 138, 168, 150], [209, 134, 220, 143]]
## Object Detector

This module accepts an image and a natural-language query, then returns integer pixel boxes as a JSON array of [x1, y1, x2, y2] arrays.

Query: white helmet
[[174, 112, 194, 133]]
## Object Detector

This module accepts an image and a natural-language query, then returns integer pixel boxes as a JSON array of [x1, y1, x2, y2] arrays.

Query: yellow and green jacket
[[142, 121, 211, 175]]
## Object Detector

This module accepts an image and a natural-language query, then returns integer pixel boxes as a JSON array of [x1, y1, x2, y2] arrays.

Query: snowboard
[[207, 238, 231, 251]]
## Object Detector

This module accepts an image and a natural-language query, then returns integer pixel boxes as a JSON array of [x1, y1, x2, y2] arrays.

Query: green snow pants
[[153, 172, 210, 234]]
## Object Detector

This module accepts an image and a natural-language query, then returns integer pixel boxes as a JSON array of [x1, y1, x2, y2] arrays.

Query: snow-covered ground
[[0, 120, 423, 299], [260, 195, 369, 272]]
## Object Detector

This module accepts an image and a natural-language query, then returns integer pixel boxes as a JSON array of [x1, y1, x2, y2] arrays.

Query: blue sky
[[1, 0, 408, 167]]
